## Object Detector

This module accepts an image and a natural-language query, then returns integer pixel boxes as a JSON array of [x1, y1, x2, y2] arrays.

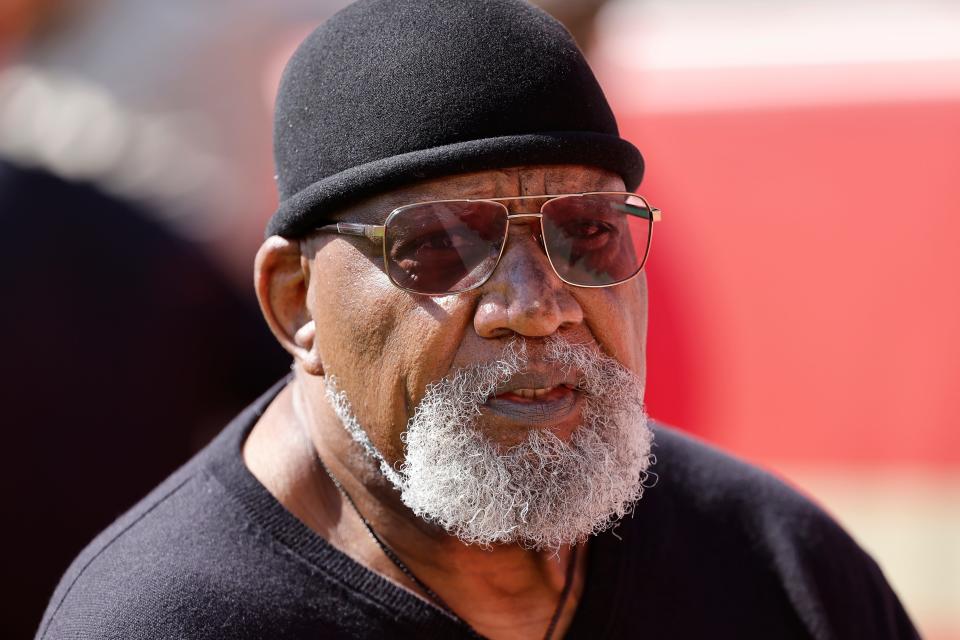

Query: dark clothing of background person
[[0, 160, 290, 639], [36, 379, 920, 640]]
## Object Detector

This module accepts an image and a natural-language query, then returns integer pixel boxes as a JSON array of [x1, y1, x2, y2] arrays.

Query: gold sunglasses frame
[[315, 191, 662, 296]]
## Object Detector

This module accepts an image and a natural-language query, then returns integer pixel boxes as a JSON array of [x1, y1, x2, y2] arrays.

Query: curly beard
[[326, 335, 654, 550]]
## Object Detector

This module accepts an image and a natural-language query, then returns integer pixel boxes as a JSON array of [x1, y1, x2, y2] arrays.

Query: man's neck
[[243, 381, 586, 640]]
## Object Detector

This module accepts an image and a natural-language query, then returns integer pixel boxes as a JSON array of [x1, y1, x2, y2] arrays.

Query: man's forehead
[[330, 164, 624, 224]]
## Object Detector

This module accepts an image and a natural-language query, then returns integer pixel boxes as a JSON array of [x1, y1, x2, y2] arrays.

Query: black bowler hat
[[267, 0, 644, 238]]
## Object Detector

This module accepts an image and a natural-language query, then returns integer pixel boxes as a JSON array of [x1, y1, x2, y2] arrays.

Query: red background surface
[[599, 65, 960, 468]]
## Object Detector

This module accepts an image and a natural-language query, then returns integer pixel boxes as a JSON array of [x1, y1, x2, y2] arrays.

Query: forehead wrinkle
[[332, 178, 508, 225], [325, 166, 624, 226], [544, 166, 622, 194], [518, 166, 546, 196], [328, 197, 403, 225]]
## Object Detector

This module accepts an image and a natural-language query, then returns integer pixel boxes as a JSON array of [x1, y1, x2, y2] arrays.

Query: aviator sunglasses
[[316, 192, 662, 296]]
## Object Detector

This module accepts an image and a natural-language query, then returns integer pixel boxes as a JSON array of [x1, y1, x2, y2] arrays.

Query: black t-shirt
[[36, 379, 919, 639]]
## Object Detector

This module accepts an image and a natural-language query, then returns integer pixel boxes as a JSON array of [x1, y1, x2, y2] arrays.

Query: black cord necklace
[[315, 454, 577, 640]]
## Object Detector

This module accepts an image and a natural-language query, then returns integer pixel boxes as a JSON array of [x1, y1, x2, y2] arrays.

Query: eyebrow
[[334, 181, 618, 224], [335, 190, 493, 224]]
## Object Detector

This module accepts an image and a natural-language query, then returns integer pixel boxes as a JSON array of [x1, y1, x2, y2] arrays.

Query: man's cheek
[[399, 298, 473, 392], [589, 291, 647, 374]]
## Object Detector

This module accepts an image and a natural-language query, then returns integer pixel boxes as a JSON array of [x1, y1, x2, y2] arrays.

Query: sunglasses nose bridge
[[505, 212, 543, 223], [483, 213, 555, 282], [506, 211, 546, 245], [503, 213, 546, 246]]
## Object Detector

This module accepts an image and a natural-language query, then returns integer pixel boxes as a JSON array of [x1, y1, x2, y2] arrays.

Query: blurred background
[[1, 0, 956, 637]]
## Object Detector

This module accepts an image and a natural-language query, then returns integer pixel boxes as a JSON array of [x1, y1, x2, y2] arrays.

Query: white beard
[[325, 336, 654, 550]]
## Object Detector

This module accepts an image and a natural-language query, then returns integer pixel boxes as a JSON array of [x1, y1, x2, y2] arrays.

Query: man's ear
[[254, 236, 324, 375]]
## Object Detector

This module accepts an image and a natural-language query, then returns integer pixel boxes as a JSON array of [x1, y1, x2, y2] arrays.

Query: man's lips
[[493, 384, 575, 403], [489, 371, 582, 399], [482, 370, 583, 425]]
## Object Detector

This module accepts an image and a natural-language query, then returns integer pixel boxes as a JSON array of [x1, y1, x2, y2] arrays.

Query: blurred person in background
[[0, 0, 336, 636], [35, 1, 918, 639]]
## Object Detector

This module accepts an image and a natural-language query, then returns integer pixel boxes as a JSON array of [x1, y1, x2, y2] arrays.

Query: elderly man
[[38, 1, 918, 638]]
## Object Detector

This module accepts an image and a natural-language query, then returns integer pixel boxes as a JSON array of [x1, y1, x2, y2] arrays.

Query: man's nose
[[472, 222, 584, 339]]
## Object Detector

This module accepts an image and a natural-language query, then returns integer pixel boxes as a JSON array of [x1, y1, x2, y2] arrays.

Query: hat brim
[[266, 131, 644, 238]]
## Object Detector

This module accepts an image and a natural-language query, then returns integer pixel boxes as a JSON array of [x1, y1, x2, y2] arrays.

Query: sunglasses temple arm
[[315, 222, 385, 244], [625, 208, 661, 222], [616, 205, 662, 222]]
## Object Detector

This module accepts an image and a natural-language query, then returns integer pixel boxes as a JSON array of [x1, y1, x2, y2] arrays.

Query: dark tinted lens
[[384, 201, 508, 294], [541, 193, 652, 286]]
